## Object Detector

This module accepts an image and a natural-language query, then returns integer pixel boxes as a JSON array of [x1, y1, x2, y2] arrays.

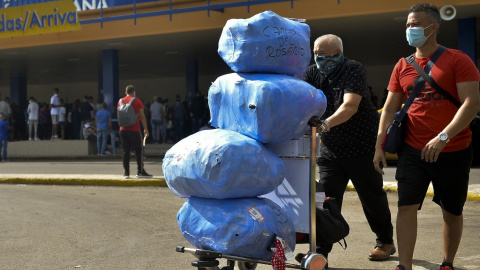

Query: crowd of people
[[0, 87, 211, 156]]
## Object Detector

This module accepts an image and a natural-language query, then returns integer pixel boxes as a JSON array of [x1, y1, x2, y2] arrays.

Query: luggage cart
[[176, 119, 327, 270]]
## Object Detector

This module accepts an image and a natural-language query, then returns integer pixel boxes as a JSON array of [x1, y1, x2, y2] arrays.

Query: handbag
[[315, 197, 349, 246], [382, 46, 446, 154]]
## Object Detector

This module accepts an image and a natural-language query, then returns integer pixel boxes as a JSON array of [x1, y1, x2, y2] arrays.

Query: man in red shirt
[[118, 85, 152, 178], [374, 4, 480, 270]]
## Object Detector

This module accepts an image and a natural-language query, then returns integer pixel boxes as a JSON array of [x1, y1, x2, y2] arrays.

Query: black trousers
[[120, 130, 144, 174], [316, 154, 394, 255]]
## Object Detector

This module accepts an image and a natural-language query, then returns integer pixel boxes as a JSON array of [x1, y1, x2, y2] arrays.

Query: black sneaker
[[136, 171, 153, 178], [123, 171, 130, 179], [395, 265, 406, 270]]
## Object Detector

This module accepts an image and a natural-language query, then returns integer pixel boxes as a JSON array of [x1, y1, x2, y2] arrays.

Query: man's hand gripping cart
[[176, 117, 327, 270]]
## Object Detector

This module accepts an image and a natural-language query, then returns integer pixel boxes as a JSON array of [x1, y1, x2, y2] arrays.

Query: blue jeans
[[97, 128, 109, 155], [110, 130, 119, 154], [151, 119, 164, 142], [0, 139, 7, 161]]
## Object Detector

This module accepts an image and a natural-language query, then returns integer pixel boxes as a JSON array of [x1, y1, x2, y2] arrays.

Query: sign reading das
[[0, 0, 80, 38]]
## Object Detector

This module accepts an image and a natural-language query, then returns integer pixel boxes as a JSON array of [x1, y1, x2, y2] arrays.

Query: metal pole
[[134, 0, 137, 25], [309, 127, 317, 253]]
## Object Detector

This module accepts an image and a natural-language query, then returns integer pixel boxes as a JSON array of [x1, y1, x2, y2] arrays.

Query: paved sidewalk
[[1, 158, 480, 201]]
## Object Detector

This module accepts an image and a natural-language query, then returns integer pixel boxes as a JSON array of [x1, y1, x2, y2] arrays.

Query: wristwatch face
[[439, 132, 449, 142]]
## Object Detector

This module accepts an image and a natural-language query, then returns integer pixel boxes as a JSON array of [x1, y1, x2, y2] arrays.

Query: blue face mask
[[315, 53, 345, 75], [406, 24, 433, 48]]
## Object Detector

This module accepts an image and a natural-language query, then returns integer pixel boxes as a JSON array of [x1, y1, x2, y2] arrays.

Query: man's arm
[[138, 108, 149, 137], [373, 91, 405, 174], [323, 93, 362, 128], [422, 81, 480, 162]]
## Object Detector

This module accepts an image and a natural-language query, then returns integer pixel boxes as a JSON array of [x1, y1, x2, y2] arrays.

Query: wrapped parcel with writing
[[163, 129, 285, 199], [218, 10, 311, 78], [208, 73, 327, 143], [177, 196, 296, 260]]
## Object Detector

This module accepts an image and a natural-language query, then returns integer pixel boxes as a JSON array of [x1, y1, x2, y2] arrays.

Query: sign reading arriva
[[0, 0, 80, 38]]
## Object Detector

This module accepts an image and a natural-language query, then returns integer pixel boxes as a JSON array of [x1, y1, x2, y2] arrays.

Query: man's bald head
[[313, 34, 343, 56]]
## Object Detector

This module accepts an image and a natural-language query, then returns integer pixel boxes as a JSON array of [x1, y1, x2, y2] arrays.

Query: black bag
[[315, 197, 349, 246], [382, 111, 406, 154]]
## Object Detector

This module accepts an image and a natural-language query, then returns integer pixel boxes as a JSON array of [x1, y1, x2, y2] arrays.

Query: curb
[[1, 177, 479, 201]]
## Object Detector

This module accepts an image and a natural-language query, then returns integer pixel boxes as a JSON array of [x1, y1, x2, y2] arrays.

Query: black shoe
[[294, 253, 306, 264], [136, 170, 152, 178]]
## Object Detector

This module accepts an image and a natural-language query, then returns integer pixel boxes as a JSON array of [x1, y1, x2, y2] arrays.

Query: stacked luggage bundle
[[163, 11, 327, 261]]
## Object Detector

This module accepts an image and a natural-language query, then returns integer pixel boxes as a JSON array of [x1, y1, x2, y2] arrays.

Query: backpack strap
[[394, 46, 448, 124], [407, 47, 461, 108], [128, 97, 136, 105]]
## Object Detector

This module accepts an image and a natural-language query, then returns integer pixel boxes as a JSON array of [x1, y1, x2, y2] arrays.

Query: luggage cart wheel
[[300, 252, 327, 270], [237, 261, 257, 270]]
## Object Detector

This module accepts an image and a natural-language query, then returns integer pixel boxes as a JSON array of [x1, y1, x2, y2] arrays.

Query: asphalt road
[[1, 184, 479, 270]]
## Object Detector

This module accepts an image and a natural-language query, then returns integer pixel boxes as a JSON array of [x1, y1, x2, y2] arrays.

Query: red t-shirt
[[388, 47, 480, 152], [117, 96, 144, 132]]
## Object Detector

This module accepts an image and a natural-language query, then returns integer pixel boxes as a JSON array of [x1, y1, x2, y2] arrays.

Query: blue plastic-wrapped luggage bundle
[[208, 73, 327, 143], [178, 196, 296, 260], [163, 129, 285, 199], [218, 10, 311, 78]]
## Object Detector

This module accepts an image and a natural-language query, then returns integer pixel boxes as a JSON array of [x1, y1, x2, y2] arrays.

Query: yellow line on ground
[[0, 177, 168, 187]]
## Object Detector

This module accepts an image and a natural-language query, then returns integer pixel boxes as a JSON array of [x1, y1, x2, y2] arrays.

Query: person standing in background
[[0, 93, 11, 126], [50, 88, 61, 140], [118, 85, 152, 178], [58, 99, 66, 140], [190, 91, 206, 133], [0, 112, 10, 162], [149, 96, 165, 144], [95, 102, 111, 155], [27, 97, 40, 141], [173, 95, 187, 142], [71, 99, 82, 140], [79, 96, 93, 139]]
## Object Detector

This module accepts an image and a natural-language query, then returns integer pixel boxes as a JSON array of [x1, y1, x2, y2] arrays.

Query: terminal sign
[[0, 0, 80, 38]]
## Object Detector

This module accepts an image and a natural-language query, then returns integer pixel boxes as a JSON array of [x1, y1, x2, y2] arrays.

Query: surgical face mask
[[315, 53, 345, 76], [406, 24, 433, 48]]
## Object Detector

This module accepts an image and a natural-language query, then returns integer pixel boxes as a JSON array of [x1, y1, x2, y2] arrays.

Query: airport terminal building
[[0, 0, 478, 113]]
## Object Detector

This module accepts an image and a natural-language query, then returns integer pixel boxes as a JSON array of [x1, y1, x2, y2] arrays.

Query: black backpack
[[316, 197, 350, 247]]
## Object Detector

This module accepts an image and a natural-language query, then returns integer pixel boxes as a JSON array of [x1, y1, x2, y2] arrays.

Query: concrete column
[[185, 53, 198, 102], [10, 63, 27, 112], [458, 18, 476, 64], [102, 49, 119, 113]]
